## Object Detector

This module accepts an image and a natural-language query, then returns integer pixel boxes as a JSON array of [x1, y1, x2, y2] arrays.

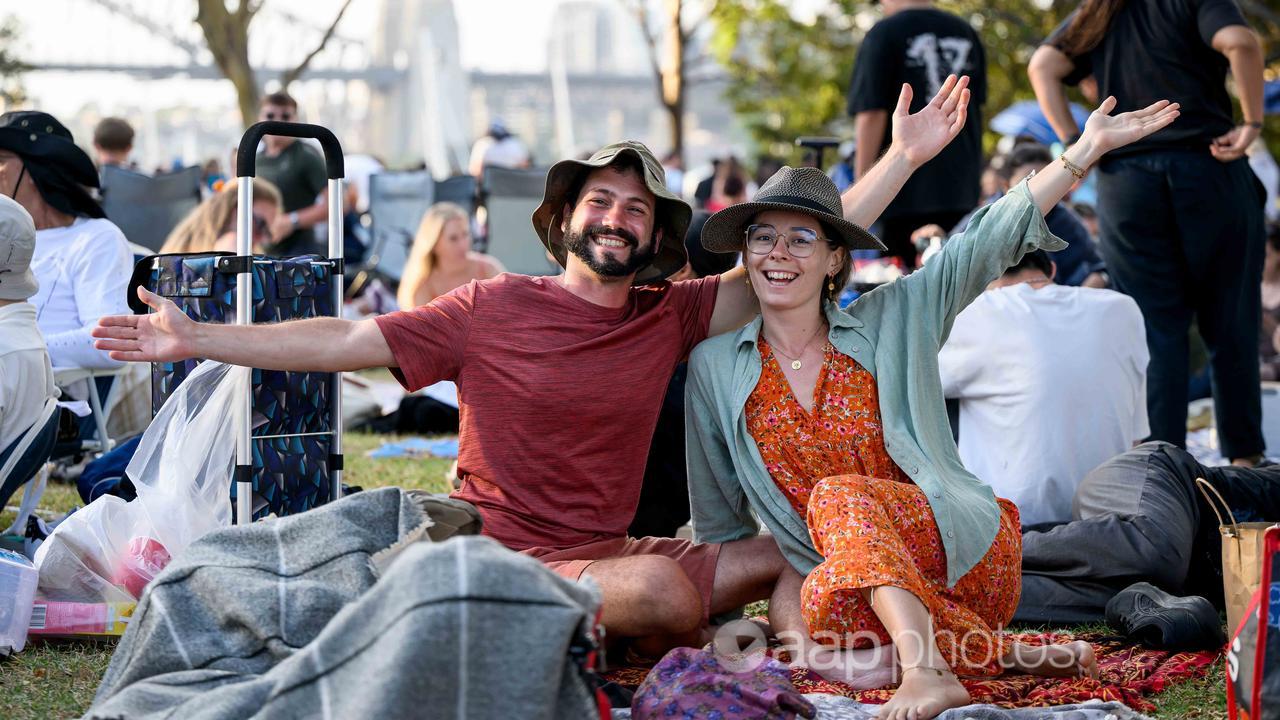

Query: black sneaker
[[1104, 582, 1226, 651]]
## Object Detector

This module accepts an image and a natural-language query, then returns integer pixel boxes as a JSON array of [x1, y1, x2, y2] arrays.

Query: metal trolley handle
[[232, 121, 346, 525]]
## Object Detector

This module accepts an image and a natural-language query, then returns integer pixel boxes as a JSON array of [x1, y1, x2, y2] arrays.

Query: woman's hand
[[1077, 96, 1181, 160], [1026, 97, 1179, 215]]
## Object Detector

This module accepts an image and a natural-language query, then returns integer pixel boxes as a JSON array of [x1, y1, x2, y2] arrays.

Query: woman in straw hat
[[686, 94, 1180, 719]]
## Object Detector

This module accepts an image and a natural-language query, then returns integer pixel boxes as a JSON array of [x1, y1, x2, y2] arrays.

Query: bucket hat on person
[[532, 140, 691, 285], [0, 110, 105, 219], [0, 195, 38, 301], [700, 166, 884, 254]]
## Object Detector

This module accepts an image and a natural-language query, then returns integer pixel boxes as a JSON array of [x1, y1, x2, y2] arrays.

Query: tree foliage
[[710, 0, 1280, 164], [194, 0, 354, 129], [0, 16, 30, 109]]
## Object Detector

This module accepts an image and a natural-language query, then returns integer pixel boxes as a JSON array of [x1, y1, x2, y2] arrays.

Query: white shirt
[[467, 136, 530, 177], [938, 283, 1150, 527], [0, 303, 57, 452], [30, 218, 132, 369]]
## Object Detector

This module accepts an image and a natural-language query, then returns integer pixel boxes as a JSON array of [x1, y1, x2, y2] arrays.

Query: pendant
[[791, 360, 803, 371]]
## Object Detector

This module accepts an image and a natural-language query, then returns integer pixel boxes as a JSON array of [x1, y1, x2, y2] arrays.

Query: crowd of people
[[0, 0, 1276, 718]]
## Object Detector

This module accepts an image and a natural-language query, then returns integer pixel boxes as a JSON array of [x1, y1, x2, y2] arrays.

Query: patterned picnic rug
[[601, 633, 1220, 713]]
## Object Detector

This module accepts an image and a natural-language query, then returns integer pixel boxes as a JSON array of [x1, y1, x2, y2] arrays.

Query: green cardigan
[[684, 181, 1065, 588]]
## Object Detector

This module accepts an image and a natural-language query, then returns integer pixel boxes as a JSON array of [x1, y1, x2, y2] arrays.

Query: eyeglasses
[[745, 224, 826, 258], [263, 111, 294, 121], [252, 213, 271, 237]]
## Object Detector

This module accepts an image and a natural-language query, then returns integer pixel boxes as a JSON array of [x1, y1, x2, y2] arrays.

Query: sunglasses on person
[[745, 224, 827, 259], [262, 111, 294, 121], [252, 213, 271, 237]]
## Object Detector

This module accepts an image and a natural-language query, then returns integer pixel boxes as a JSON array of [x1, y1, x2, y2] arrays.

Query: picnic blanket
[[612, 697, 1155, 719], [602, 633, 1219, 713], [88, 488, 605, 720], [365, 436, 460, 459]]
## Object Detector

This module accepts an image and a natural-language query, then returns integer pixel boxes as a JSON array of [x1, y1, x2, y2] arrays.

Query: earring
[[827, 276, 836, 299], [745, 274, 751, 288]]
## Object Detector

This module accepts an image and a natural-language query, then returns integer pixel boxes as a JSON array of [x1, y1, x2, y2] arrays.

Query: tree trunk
[[195, 0, 258, 129], [661, 0, 685, 162]]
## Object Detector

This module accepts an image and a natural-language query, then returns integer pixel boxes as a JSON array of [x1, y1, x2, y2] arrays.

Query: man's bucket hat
[[700, 166, 884, 254], [532, 140, 691, 285]]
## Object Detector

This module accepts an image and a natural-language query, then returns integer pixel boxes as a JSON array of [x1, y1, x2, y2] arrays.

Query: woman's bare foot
[[1002, 640, 1098, 679], [876, 666, 970, 720], [801, 644, 897, 690]]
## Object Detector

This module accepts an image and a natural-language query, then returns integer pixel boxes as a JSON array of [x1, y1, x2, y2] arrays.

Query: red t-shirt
[[374, 273, 720, 551]]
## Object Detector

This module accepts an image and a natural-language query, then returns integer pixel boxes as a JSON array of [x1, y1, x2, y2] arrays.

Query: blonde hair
[[160, 178, 283, 254], [398, 202, 471, 309]]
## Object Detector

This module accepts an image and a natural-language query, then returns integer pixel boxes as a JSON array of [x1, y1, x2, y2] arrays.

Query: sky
[[3, 0, 578, 117]]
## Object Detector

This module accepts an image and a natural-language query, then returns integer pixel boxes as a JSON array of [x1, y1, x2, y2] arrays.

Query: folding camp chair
[[100, 165, 203, 252], [0, 397, 60, 535], [365, 170, 435, 284], [53, 366, 126, 455], [482, 166, 558, 276]]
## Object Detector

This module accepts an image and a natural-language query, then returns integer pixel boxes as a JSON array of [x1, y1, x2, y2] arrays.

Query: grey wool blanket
[[86, 488, 605, 720]]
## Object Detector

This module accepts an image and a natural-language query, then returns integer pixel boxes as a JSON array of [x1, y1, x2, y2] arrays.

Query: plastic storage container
[[0, 548, 37, 655]]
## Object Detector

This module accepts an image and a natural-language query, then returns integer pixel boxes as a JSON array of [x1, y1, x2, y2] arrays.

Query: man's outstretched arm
[[841, 74, 971, 228], [93, 286, 395, 373]]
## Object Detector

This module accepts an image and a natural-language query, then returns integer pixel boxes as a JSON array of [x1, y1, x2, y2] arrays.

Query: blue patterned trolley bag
[[135, 122, 348, 523]]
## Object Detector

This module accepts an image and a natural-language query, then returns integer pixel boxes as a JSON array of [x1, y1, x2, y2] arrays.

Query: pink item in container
[[110, 536, 171, 599]]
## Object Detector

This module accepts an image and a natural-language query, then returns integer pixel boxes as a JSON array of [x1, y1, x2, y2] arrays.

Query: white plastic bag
[[34, 361, 250, 602]]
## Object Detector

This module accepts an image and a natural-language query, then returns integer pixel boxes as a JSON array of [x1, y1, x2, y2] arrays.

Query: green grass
[[0, 435, 1228, 719], [0, 432, 454, 720]]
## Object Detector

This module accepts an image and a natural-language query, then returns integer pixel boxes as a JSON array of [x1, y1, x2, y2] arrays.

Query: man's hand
[[269, 215, 295, 243], [911, 224, 949, 243], [1081, 272, 1108, 289], [1210, 124, 1261, 163], [892, 74, 970, 169], [93, 287, 198, 363]]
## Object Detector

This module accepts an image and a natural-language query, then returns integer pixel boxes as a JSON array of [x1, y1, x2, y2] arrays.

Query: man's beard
[[564, 224, 657, 278]]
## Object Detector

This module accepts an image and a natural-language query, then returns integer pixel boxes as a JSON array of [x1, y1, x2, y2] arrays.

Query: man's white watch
[[288, 211, 300, 228]]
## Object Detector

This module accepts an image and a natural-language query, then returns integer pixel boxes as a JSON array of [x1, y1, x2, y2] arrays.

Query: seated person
[[1018, 441, 1280, 626], [938, 248, 1148, 527], [92, 117, 138, 173], [945, 143, 1106, 287], [0, 196, 58, 509], [0, 111, 133, 369], [630, 211, 738, 539], [687, 97, 1178, 719], [160, 178, 283, 254], [396, 202, 504, 310]]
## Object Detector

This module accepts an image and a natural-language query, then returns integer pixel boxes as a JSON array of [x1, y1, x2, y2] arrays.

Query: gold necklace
[[765, 324, 827, 371]]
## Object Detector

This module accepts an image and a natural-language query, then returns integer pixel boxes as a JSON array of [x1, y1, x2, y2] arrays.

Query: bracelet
[[1060, 153, 1086, 181], [1245, 121, 1263, 130], [901, 664, 954, 678]]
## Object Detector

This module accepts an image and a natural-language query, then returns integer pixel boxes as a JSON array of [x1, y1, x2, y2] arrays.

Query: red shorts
[[521, 536, 722, 622]]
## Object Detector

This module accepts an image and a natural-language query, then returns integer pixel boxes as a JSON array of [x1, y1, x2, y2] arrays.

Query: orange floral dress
[[745, 339, 1022, 676]]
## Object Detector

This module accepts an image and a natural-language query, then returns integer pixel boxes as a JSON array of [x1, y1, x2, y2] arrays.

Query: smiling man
[[93, 81, 970, 652]]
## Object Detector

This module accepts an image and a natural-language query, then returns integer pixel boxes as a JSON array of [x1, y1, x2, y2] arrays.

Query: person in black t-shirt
[[1029, 0, 1268, 466], [847, 0, 987, 268], [256, 92, 329, 257]]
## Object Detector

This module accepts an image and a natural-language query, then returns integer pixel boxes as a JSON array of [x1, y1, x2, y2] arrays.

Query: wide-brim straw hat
[[532, 140, 691, 285], [701, 166, 885, 254]]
